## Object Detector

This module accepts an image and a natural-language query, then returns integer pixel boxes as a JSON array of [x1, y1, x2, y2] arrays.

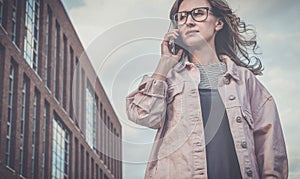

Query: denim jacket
[[126, 55, 288, 179]]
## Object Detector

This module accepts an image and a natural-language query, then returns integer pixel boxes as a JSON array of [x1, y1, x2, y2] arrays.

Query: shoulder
[[236, 64, 255, 82], [166, 66, 186, 86], [220, 54, 272, 100], [239, 65, 269, 89], [233, 64, 278, 117]]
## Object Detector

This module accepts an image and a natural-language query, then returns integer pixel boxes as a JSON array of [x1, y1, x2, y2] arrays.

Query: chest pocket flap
[[166, 82, 184, 104], [241, 108, 254, 129]]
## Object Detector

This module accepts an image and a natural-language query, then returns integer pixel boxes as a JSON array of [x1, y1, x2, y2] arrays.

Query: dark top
[[199, 89, 242, 179]]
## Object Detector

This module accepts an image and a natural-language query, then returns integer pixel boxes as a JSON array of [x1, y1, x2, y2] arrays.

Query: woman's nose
[[185, 14, 196, 26]]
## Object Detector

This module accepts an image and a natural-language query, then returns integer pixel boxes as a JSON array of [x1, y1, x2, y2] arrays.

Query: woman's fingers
[[161, 32, 180, 55], [154, 29, 182, 78], [176, 48, 183, 57], [169, 28, 179, 36], [163, 31, 179, 42]]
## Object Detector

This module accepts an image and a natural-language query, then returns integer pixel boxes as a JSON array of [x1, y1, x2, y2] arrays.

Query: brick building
[[0, 0, 122, 178]]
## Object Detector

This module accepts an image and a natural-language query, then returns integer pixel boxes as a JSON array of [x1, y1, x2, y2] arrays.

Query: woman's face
[[177, 0, 221, 49]]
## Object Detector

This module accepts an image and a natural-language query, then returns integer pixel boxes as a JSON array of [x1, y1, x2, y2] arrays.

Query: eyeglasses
[[173, 7, 214, 26]]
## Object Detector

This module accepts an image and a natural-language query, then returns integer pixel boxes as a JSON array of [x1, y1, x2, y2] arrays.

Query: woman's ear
[[215, 19, 224, 31]]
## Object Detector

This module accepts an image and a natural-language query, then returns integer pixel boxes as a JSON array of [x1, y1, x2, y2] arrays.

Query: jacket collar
[[219, 55, 240, 81], [173, 54, 240, 81]]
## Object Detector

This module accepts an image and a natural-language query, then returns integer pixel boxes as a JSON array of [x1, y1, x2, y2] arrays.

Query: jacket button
[[246, 170, 253, 177], [194, 142, 201, 146], [191, 89, 197, 94], [236, 116, 242, 123], [223, 78, 230, 85], [229, 95, 236, 100], [241, 141, 248, 148]]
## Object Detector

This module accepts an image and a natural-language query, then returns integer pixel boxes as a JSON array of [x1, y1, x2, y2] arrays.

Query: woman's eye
[[193, 9, 205, 16], [180, 13, 187, 19]]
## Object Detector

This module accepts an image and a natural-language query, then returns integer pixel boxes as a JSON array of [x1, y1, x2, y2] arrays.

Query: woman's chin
[[184, 38, 207, 49]]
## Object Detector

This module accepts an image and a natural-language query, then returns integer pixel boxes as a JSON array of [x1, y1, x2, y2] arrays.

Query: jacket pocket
[[241, 107, 254, 130], [166, 82, 184, 104]]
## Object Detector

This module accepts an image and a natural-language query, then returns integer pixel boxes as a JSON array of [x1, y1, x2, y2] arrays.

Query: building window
[[69, 47, 74, 119], [62, 35, 68, 109], [6, 60, 16, 168], [12, 0, 20, 45], [99, 102, 103, 160], [113, 128, 117, 176], [95, 95, 99, 153], [104, 174, 109, 179], [75, 58, 79, 124], [100, 169, 103, 179], [100, 103, 103, 118], [96, 164, 99, 179], [86, 82, 96, 149], [86, 152, 89, 179], [91, 158, 94, 179], [52, 117, 70, 179], [81, 69, 85, 129], [107, 117, 110, 169], [110, 122, 113, 172], [45, 6, 52, 88], [31, 90, 39, 178], [80, 145, 84, 179], [0, 0, 3, 25], [117, 133, 121, 179], [53, 21, 60, 99], [104, 110, 106, 165], [0, 0, 7, 29], [23, 0, 40, 72], [42, 101, 49, 179], [19, 77, 28, 177], [75, 138, 79, 179]]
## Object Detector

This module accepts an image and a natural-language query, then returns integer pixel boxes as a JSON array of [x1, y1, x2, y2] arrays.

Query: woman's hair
[[169, 0, 263, 75]]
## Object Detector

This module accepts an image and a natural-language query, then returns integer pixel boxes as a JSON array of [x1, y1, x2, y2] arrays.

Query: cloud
[[61, 0, 85, 10], [66, 0, 175, 47]]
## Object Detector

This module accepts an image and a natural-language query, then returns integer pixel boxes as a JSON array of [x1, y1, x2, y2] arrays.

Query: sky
[[61, 0, 300, 178]]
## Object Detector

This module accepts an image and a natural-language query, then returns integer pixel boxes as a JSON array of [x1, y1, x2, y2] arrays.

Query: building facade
[[0, 0, 122, 178]]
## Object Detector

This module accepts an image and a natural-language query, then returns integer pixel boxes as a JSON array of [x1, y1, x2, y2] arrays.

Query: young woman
[[126, 0, 288, 178]]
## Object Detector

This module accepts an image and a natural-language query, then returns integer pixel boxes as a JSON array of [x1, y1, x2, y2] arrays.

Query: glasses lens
[[174, 12, 187, 25], [192, 8, 207, 22], [173, 8, 208, 25]]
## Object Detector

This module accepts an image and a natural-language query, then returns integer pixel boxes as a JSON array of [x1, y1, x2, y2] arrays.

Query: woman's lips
[[185, 30, 199, 36]]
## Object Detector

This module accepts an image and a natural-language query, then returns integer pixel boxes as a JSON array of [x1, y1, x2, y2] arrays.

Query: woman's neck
[[188, 43, 220, 65]]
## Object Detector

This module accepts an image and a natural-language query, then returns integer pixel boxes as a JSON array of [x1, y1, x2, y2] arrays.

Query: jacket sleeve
[[126, 75, 168, 129], [249, 76, 288, 178]]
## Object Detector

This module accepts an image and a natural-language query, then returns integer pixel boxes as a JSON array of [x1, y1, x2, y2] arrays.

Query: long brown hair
[[169, 0, 263, 75]]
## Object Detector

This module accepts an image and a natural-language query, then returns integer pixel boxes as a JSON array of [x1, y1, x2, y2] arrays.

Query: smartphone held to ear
[[169, 37, 177, 55], [168, 35, 181, 55], [168, 22, 181, 55]]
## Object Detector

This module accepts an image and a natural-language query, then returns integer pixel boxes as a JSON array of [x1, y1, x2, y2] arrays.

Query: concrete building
[[0, 0, 122, 178]]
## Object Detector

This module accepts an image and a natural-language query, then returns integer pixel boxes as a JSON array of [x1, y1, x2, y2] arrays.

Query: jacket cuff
[[138, 75, 168, 98]]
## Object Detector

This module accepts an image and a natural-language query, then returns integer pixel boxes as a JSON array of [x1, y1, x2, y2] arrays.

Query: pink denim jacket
[[126, 55, 288, 179]]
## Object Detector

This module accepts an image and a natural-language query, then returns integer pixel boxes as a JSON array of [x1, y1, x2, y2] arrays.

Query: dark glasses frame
[[173, 7, 214, 25]]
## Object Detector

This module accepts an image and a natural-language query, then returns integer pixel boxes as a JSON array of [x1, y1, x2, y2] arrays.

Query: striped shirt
[[194, 62, 227, 89]]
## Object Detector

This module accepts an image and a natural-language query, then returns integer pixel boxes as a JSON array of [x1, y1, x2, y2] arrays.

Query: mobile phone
[[169, 37, 176, 54], [168, 22, 180, 55]]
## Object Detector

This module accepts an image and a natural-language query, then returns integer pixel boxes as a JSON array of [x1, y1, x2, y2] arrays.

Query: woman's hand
[[152, 29, 184, 80]]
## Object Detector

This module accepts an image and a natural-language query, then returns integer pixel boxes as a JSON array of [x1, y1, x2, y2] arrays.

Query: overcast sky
[[61, 0, 300, 178]]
